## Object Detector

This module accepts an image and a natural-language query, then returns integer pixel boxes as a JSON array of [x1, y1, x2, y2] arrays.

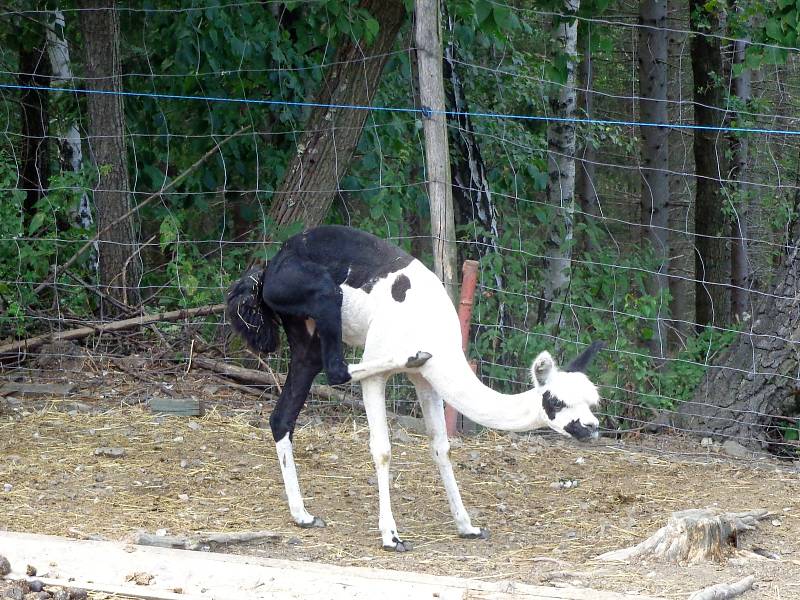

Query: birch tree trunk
[[78, 0, 141, 311], [540, 0, 580, 331], [265, 0, 406, 234], [690, 0, 729, 329], [47, 9, 93, 232], [729, 5, 752, 323], [638, 0, 670, 355]]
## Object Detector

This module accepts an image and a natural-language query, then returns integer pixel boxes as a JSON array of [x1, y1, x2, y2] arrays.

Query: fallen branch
[[133, 530, 280, 551], [688, 575, 756, 600], [595, 508, 769, 564], [0, 304, 226, 357], [190, 356, 353, 404]]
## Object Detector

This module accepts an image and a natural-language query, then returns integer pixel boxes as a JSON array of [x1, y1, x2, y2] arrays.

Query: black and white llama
[[227, 225, 603, 551]]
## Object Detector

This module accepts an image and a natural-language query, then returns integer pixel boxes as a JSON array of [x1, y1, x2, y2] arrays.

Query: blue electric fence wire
[[1, 82, 799, 137]]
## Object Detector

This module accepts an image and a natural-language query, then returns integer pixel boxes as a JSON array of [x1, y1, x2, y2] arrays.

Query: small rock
[[155, 528, 168, 537], [172, 436, 184, 443], [468, 451, 481, 461], [28, 581, 43, 593], [52, 591, 69, 600], [722, 439, 750, 458], [575, 457, 586, 465], [0, 554, 11, 576], [68, 588, 87, 600], [178, 494, 189, 502], [94, 447, 125, 458], [26, 565, 37, 577], [3, 483, 11, 493], [391, 428, 411, 444], [287, 537, 302, 546], [701, 437, 713, 447], [771, 519, 782, 527], [5, 587, 24, 600], [179, 459, 188, 469], [187, 422, 201, 431], [37, 592, 51, 600]]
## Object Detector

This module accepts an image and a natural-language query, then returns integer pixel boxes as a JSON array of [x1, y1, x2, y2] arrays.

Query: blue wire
[[1, 82, 798, 136]]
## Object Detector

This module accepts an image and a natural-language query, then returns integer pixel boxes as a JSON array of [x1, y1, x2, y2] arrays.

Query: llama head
[[530, 342, 604, 441]]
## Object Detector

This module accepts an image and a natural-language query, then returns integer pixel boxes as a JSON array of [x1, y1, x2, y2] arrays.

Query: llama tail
[[226, 267, 280, 354]]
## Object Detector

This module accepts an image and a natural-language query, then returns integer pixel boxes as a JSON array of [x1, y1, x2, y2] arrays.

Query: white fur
[[276, 433, 317, 526]]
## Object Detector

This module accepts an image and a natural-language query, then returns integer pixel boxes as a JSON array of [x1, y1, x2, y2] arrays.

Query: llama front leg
[[409, 374, 488, 540], [361, 376, 410, 552], [269, 330, 325, 529], [275, 433, 324, 528], [347, 351, 432, 382]]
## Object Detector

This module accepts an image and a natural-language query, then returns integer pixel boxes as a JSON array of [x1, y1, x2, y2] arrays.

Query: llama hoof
[[383, 539, 412, 552], [297, 516, 326, 529], [460, 528, 490, 540], [405, 351, 432, 368]]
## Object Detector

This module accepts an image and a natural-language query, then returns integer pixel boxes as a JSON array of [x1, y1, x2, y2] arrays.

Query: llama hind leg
[[409, 374, 488, 540], [361, 376, 409, 551], [347, 351, 432, 382]]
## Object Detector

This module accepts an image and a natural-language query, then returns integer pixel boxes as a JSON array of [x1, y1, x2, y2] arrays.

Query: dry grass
[[2, 367, 800, 599]]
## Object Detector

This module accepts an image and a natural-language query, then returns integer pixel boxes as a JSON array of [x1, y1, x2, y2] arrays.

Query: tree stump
[[596, 508, 769, 564]]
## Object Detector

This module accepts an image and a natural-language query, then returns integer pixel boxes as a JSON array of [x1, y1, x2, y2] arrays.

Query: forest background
[[1, 0, 800, 456]]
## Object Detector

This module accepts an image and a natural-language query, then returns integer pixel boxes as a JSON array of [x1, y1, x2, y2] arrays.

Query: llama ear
[[563, 341, 605, 373], [531, 351, 555, 386]]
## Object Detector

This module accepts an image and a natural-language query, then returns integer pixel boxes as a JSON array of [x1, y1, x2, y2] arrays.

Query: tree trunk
[[78, 0, 140, 310], [539, 0, 580, 331], [19, 37, 50, 222], [48, 9, 93, 231], [678, 242, 800, 451], [47, 9, 98, 274], [266, 0, 406, 232], [666, 0, 692, 348], [690, 0, 729, 329], [443, 10, 504, 322], [729, 6, 752, 323], [638, 0, 670, 356]]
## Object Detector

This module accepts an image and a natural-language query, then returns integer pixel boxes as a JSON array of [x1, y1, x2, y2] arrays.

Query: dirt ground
[[2, 361, 800, 600]]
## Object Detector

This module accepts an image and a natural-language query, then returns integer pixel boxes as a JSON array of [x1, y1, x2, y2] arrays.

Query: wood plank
[[148, 397, 204, 416], [0, 531, 662, 600], [0, 382, 75, 396]]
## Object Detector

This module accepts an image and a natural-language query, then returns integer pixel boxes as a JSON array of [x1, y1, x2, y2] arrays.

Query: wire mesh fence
[[1, 1, 799, 462]]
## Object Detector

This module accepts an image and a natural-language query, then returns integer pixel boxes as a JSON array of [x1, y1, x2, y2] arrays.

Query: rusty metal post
[[446, 259, 480, 436]]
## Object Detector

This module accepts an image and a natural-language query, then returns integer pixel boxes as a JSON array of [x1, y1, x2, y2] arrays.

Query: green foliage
[[0, 154, 94, 335], [738, 0, 800, 74]]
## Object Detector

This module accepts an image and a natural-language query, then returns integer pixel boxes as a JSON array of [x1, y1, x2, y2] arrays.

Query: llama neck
[[424, 354, 550, 432]]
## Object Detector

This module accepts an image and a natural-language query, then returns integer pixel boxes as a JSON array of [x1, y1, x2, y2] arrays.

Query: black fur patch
[[542, 391, 565, 420], [564, 419, 595, 441], [283, 225, 413, 293], [391, 274, 411, 302]]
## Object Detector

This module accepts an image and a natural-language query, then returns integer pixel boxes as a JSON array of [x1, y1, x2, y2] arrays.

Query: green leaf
[[364, 17, 379, 43], [28, 212, 46, 235], [765, 18, 784, 41]]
